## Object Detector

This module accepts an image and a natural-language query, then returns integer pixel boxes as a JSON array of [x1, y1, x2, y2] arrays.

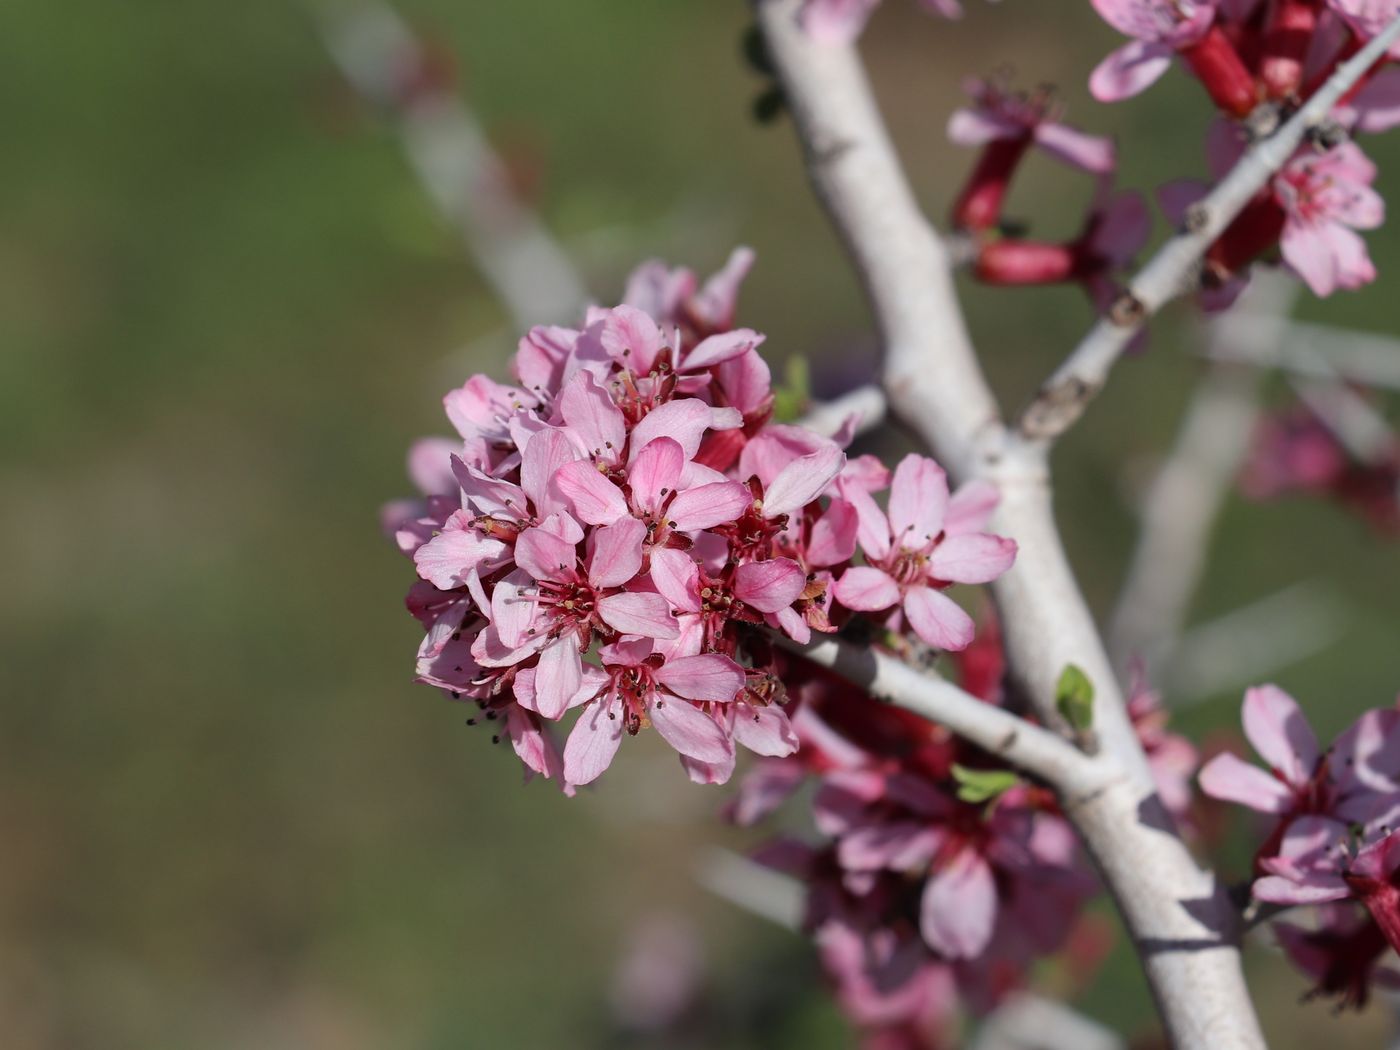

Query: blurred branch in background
[[796, 382, 887, 440], [310, 0, 589, 327], [1165, 580, 1349, 706], [967, 994, 1124, 1050], [1108, 272, 1298, 678], [696, 849, 801, 933], [1205, 318, 1400, 392]]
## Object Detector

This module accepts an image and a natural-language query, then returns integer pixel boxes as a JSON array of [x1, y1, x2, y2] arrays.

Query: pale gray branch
[[778, 635, 1107, 795], [1018, 13, 1400, 442], [1205, 318, 1400, 391], [1108, 273, 1299, 674], [758, 2, 1268, 1044]]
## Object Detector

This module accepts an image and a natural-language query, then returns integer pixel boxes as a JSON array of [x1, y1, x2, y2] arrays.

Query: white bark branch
[[1204, 318, 1400, 391], [1108, 273, 1299, 674], [779, 635, 1108, 795], [970, 993, 1125, 1050], [757, 3, 1268, 1045], [1018, 13, 1400, 442], [312, 0, 589, 328]]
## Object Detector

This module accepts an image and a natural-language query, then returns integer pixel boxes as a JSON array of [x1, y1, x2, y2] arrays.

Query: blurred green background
[[5, 1, 1400, 1047]]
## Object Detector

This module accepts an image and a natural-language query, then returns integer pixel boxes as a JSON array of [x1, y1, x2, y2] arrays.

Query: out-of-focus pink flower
[[834, 455, 1017, 651], [1241, 400, 1400, 532], [1199, 685, 1400, 821], [1274, 902, 1400, 1009], [1089, 0, 1257, 115], [948, 77, 1115, 231], [1127, 671, 1200, 818], [1275, 142, 1384, 297]]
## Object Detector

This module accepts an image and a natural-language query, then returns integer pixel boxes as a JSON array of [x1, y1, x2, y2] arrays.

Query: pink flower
[[834, 455, 1017, 651], [562, 640, 746, 785], [1199, 685, 1400, 821], [948, 77, 1116, 232], [1127, 671, 1200, 819], [1089, 0, 1219, 99], [1273, 903, 1400, 1009], [1089, 0, 1258, 115], [948, 78, 1116, 175], [1274, 142, 1385, 297]]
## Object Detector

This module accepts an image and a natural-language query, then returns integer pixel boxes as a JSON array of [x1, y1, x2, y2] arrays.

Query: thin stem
[[1018, 13, 1400, 442]]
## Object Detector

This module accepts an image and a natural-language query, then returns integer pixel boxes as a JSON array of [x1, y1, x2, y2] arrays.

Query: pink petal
[[452, 458, 528, 521], [1089, 40, 1174, 103], [630, 399, 722, 463], [654, 654, 746, 702], [734, 558, 807, 613], [1034, 121, 1117, 174], [903, 586, 975, 651], [839, 822, 943, 872], [597, 304, 665, 374], [520, 428, 580, 519], [714, 350, 772, 417], [647, 547, 702, 613], [413, 530, 508, 590], [1252, 874, 1350, 904], [683, 328, 764, 371], [553, 459, 628, 526], [920, 847, 997, 959], [833, 566, 901, 611], [691, 246, 755, 330], [888, 454, 949, 549], [763, 444, 846, 519], [928, 533, 1017, 584], [1281, 220, 1343, 296], [627, 437, 686, 518], [1197, 752, 1295, 813], [732, 703, 800, 757], [514, 526, 578, 584], [586, 517, 646, 589], [563, 696, 624, 786], [505, 707, 558, 780], [597, 591, 681, 639], [944, 479, 1000, 535], [533, 637, 585, 720], [807, 498, 859, 567], [559, 372, 626, 461], [946, 106, 1021, 147], [838, 480, 893, 561], [490, 568, 539, 649], [667, 480, 753, 531], [1242, 684, 1318, 787], [650, 699, 733, 764]]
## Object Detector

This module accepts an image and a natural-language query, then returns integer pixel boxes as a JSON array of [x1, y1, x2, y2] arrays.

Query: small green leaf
[[771, 355, 811, 422], [1056, 664, 1095, 732], [951, 764, 1021, 805]]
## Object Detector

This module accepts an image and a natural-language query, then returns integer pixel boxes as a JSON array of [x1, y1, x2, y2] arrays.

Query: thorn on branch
[[1306, 116, 1348, 152], [1183, 202, 1211, 234], [1108, 292, 1146, 328]]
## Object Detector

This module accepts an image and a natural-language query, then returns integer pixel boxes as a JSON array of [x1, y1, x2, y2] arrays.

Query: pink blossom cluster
[[386, 251, 1017, 794], [730, 625, 1195, 1047], [1240, 397, 1400, 532], [1201, 684, 1400, 1007], [1092, 0, 1398, 298]]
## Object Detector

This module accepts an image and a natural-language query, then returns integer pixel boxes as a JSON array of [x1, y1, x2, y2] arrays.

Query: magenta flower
[[834, 454, 1017, 651], [1275, 142, 1385, 297]]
